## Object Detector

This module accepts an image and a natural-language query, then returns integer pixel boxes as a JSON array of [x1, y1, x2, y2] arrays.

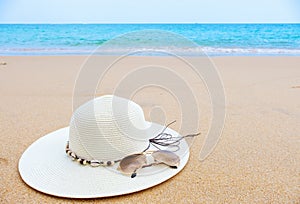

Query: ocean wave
[[1, 46, 300, 56], [200, 47, 300, 55]]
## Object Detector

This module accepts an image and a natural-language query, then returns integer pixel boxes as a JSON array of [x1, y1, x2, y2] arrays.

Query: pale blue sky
[[0, 0, 299, 23]]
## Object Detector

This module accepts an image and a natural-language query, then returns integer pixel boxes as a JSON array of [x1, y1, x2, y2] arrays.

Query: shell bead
[[90, 160, 101, 167], [67, 150, 72, 156], [71, 152, 77, 160]]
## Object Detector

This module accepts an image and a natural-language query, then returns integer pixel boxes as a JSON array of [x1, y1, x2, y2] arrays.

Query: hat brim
[[18, 122, 190, 198]]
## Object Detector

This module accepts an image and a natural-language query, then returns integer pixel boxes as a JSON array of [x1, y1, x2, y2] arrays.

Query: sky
[[0, 0, 299, 23]]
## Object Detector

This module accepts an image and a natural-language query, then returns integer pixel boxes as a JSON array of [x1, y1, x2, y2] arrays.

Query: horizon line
[[0, 22, 300, 25]]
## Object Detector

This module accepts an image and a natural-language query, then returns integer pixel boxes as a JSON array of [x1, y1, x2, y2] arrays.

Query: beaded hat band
[[66, 141, 118, 167]]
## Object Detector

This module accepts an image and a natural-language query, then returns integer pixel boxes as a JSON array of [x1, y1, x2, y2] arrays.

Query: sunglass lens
[[152, 150, 180, 168], [119, 153, 147, 177]]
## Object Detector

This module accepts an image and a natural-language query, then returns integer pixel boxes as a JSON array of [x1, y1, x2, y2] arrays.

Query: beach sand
[[0, 56, 299, 203]]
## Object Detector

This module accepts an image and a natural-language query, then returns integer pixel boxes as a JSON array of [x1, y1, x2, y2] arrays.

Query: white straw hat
[[19, 95, 190, 198]]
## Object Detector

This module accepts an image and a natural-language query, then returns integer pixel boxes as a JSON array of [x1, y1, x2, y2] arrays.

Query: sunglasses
[[118, 149, 180, 178], [66, 142, 180, 178]]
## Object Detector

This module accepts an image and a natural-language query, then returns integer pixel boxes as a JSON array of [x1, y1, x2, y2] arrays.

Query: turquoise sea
[[0, 24, 300, 56]]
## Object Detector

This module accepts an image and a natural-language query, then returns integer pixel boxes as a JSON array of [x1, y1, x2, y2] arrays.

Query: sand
[[0, 56, 299, 203]]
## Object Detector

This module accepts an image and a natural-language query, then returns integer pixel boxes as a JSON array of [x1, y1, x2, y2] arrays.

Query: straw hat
[[19, 95, 190, 198]]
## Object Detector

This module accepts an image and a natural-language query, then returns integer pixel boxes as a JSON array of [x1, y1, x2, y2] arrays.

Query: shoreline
[[2, 49, 300, 57], [2, 54, 300, 57]]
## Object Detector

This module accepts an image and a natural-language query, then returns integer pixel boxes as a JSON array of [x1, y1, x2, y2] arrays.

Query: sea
[[0, 24, 300, 56]]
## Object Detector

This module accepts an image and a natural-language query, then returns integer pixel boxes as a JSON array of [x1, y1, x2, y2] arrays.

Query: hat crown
[[69, 95, 150, 161]]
